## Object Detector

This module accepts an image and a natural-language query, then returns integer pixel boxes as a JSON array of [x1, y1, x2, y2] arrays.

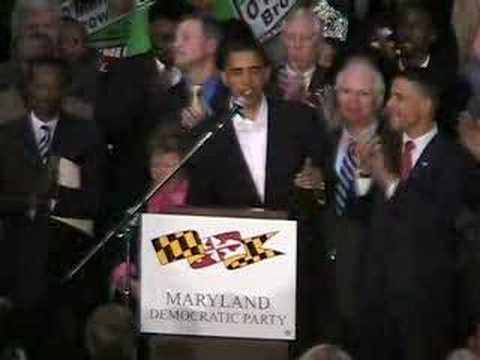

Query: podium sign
[[140, 213, 297, 340]]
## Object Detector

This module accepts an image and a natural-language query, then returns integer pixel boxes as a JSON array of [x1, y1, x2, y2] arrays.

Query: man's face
[[28, 66, 65, 121], [396, 9, 435, 57], [386, 78, 428, 133], [282, 16, 319, 72], [173, 19, 212, 70], [336, 68, 380, 129], [150, 18, 177, 65], [17, 34, 55, 76], [24, 9, 60, 47], [221, 50, 271, 110]]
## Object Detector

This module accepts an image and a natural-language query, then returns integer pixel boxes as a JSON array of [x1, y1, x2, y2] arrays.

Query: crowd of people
[[1, 0, 480, 359]]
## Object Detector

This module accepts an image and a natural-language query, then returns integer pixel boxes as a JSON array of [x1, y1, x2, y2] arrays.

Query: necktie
[[401, 140, 416, 181], [190, 84, 204, 114], [335, 141, 357, 216], [38, 124, 51, 164]]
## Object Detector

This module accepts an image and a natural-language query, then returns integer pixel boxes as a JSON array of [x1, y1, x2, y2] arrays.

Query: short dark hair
[[148, 123, 191, 157], [148, 0, 193, 23], [26, 57, 72, 88], [393, 69, 441, 108], [217, 30, 271, 71], [179, 13, 223, 43]]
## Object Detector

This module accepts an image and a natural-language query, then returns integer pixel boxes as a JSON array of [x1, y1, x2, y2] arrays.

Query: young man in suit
[[187, 33, 328, 355], [188, 34, 327, 210], [356, 69, 476, 360], [0, 57, 106, 359]]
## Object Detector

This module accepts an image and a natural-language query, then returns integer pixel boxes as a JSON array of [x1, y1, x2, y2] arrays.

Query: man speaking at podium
[[186, 30, 328, 354], [188, 30, 327, 211]]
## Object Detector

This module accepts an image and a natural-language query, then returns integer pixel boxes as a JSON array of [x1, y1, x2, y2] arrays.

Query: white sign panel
[[233, 0, 297, 42], [140, 213, 297, 340]]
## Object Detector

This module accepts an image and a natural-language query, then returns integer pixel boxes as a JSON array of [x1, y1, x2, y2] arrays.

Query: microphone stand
[[62, 106, 241, 288]]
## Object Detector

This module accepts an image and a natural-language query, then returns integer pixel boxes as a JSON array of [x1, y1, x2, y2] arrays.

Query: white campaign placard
[[233, 0, 297, 42], [140, 213, 297, 340]]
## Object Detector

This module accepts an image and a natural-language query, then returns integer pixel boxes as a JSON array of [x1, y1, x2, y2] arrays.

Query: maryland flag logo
[[151, 230, 283, 271]]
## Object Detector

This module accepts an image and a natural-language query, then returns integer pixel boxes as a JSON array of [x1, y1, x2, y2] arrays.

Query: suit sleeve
[[53, 127, 107, 219]]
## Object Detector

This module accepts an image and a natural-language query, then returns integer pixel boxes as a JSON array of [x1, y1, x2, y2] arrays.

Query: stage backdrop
[[140, 213, 297, 340]]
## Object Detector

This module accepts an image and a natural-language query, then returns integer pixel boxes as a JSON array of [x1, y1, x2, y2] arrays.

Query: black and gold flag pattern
[[151, 230, 206, 265], [151, 230, 283, 270], [223, 232, 283, 270]]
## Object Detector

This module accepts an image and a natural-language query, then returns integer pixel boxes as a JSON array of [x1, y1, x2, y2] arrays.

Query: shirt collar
[[30, 111, 59, 134], [403, 122, 438, 147], [285, 63, 316, 79], [232, 95, 268, 130], [342, 121, 378, 144]]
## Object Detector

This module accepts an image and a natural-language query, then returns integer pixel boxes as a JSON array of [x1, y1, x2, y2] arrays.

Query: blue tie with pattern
[[335, 141, 357, 215]]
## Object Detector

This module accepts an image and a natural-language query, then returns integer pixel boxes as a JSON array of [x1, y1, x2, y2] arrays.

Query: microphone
[[229, 96, 246, 119]]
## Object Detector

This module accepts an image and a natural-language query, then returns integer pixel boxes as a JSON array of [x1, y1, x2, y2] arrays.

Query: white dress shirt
[[285, 63, 316, 89], [402, 123, 438, 168], [232, 96, 269, 202], [30, 111, 59, 150]]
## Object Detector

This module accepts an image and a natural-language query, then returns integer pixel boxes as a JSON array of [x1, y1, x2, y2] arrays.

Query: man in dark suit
[[96, 10, 226, 218], [187, 32, 327, 357], [188, 34, 327, 210], [356, 69, 476, 360], [314, 56, 398, 350], [0, 58, 106, 359], [269, 7, 334, 108]]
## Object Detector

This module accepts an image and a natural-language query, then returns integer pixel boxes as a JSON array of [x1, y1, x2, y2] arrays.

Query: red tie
[[401, 140, 416, 181]]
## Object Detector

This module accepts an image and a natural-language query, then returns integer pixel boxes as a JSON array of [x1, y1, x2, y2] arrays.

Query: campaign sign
[[233, 0, 297, 42], [140, 213, 297, 340]]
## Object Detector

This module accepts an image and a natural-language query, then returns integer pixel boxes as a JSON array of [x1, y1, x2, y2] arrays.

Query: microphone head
[[230, 96, 246, 118]]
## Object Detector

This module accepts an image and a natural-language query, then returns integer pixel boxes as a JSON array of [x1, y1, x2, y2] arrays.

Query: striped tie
[[335, 141, 357, 216], [38, 124, 51, 163]]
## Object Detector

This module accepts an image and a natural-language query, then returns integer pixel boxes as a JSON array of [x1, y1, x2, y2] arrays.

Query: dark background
[[0, 0, 15, 61]]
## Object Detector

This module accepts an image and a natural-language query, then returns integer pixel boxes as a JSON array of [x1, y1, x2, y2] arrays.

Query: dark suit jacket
[[96, 53, 228, 215], [314, 118, 399, 346], [0, 113, 106, 305], [188, 97, 327, 210], [359, 131, 475, 360]]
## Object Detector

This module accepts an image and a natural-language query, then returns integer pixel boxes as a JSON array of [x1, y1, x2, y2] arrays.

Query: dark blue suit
[[358, 132, 476, 360]]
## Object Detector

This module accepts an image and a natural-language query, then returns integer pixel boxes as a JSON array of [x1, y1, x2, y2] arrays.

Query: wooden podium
[[141, 207, 294, 360]]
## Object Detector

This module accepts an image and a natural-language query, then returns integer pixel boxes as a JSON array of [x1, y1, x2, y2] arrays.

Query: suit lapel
[[21, 115, 43, 164], [264, 99, 287, 206], [407, 133, 439, 181], [308, 66, 327, 94], [50, 115, 67, 155]]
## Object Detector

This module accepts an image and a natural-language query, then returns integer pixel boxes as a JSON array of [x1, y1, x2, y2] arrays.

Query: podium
[[140, 207, 296, 360]]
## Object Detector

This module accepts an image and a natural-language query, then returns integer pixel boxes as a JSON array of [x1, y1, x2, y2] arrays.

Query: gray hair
[[11, 0, 62, 39], [299, 344, 352, 360], [282, 6, 323, 36], [335, 56, 386, 106]]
